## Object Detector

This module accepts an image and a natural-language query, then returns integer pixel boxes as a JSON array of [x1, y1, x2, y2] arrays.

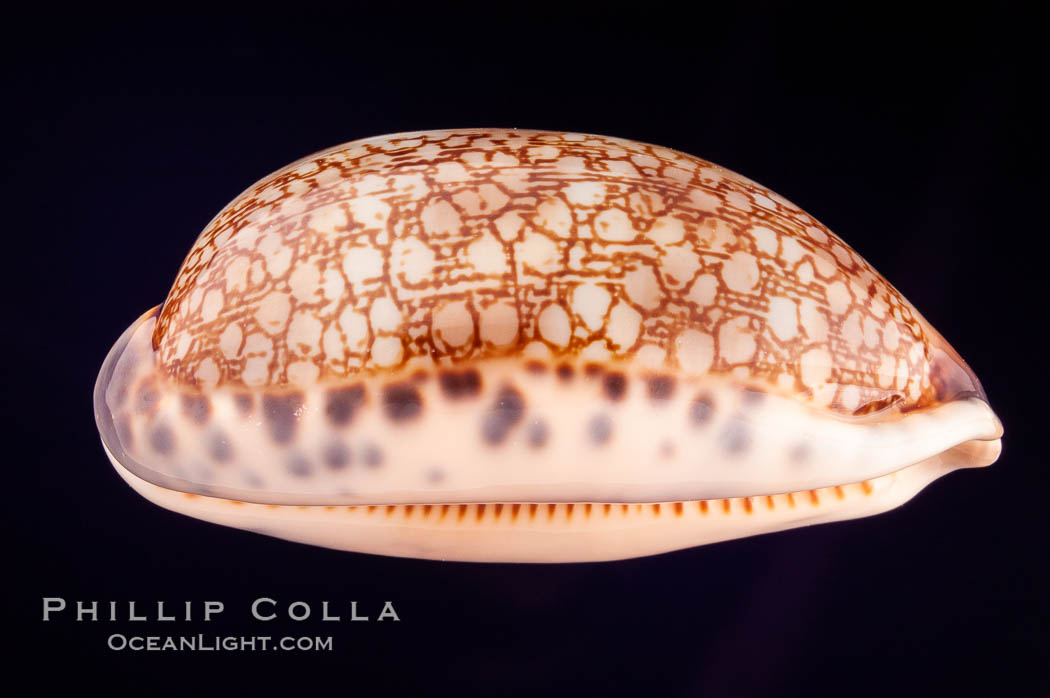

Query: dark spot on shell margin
[[114, 415, 134, 450], [789, 442, 810, 465], [439, 369, 482, 399], [181, 394, 211, 425], [287, 453, 312, 477], [362, 442, 383, 467], [233, 393, 253, 416], [689, 393, 715, 427], [209, 433, 233, 463], [148, 423, 175, 455], [719, 417, 749, 455], [526, 418, 549, 448], [588, 414, 612, 446], [383, 383, 423, 422], [241, 470, 264, 488], [326, 384, 366, 426], [647, 375, 675, 401], [263, 393, 303, 444], [135, 381, 161, 415], [323, 441, 351, 470], [481, 386, 525, 445], [603, 372, 627, 401]]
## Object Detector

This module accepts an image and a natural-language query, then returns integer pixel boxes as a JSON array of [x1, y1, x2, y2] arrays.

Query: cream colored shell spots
[[94, 129, 1002, 562]]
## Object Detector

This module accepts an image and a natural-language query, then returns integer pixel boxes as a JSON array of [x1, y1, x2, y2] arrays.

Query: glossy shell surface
[[94, 129, 1002, 562]]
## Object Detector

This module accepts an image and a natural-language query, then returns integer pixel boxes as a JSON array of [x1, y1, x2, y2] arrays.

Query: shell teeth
[[244, 474, 887, 523]]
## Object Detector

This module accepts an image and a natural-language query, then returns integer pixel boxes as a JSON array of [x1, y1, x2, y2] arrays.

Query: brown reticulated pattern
[[152, 129, 938, 414]]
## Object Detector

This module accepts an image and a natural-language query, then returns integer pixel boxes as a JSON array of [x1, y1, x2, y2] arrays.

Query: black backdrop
[[5, 5, 1045, 696]]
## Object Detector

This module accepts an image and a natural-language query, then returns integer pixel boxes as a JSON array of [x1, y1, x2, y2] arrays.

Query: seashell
[[93, 129, 1002, 562]]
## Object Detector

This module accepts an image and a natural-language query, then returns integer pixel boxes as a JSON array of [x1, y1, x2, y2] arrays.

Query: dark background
[[4, 5, 1045, 696]]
